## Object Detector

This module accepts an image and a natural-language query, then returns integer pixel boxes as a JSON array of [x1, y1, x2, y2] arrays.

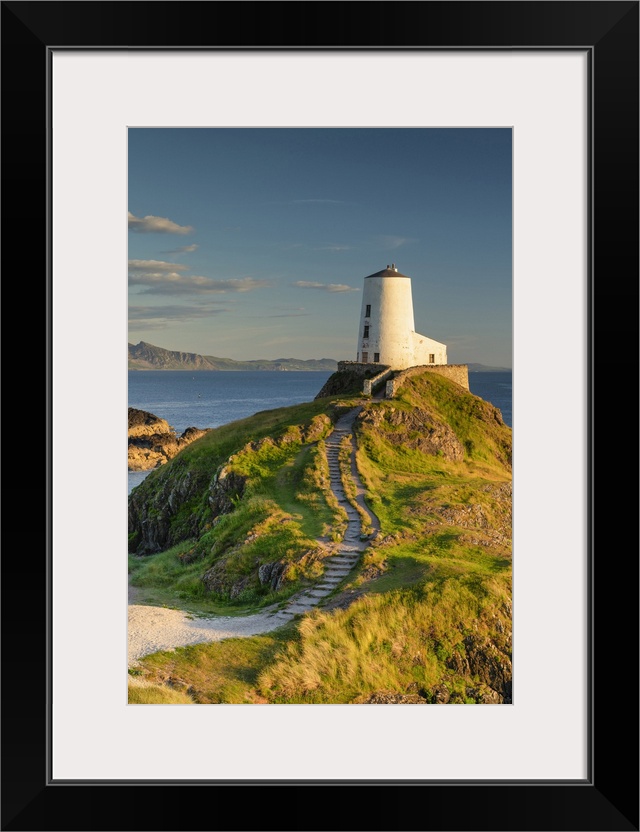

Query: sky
[[128, 128, 512, 367]]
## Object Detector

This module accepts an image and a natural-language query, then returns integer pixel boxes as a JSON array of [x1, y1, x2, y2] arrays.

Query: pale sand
[[128, 604, 282, 664]]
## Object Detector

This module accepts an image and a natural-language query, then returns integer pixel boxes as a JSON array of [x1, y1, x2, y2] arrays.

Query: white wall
[[357, 276, 416, 368], [413, 332, 447, 365], [357, 276, 447, 368]]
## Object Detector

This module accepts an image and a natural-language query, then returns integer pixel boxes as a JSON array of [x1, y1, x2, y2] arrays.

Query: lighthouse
[[356, 264, 447, 370]]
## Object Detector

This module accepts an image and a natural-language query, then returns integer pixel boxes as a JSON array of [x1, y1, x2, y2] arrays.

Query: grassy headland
[[128, 397, 357, 610], [129, 372, 512, 704]]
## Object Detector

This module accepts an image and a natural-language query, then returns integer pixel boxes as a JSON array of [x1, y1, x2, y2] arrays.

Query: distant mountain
[[467, 363, 512, 373], [128, 341, 338, 372]]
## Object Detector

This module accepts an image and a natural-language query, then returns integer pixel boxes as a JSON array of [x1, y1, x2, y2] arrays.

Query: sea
[[128, 369, 512, 493]]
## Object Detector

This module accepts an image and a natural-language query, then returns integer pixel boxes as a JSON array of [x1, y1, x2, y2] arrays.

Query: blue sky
[[128, 128, 512, 367]]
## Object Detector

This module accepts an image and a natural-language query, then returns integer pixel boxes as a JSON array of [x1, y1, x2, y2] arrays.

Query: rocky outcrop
[[361, 692, 428, 704], [315, 369, 376, 399], [206, 465, 246, 517], [128, 408, 173, 437], [357, 405, 465, 461], [447, 634, 512, 698], [128, 457, 206, 553], [128, 408, 208, 471], [128, 413, 335, 556], [128, 454, 249, 555], [257, 561, 289, 592]]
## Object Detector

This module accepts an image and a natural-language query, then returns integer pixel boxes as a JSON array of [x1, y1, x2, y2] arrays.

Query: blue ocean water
[[128, 369, 512, 493]]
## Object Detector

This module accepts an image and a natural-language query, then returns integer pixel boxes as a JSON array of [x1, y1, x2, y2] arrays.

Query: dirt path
[[128, 406, 379, 663]]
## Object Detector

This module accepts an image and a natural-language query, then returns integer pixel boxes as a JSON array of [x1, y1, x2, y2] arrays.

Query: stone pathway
[[128, 406, 380, 662], [268, 406, 380, 623]]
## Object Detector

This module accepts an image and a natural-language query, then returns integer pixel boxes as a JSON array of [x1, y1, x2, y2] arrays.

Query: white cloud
[[294, 281, 359, 293], [128, 260, 189, 274], [161, 244, 199, 254], [129, 263, 269, 295], [129, 303, 228, 328], [128, 212, 194, 235]]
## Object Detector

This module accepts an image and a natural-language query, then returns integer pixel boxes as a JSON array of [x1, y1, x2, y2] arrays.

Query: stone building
[[356, 264, 447, 369]]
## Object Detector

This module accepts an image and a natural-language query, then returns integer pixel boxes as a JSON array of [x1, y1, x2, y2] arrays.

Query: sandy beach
[[128, 604, 282, 664]]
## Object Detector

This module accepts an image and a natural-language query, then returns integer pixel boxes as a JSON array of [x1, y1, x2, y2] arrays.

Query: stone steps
[[304, 588, 334, 599], [261, 412, 378, 621], [286, 604, 318, 615]]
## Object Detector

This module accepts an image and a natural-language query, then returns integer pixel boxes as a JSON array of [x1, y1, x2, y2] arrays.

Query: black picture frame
[[2, 2, 638, 830]]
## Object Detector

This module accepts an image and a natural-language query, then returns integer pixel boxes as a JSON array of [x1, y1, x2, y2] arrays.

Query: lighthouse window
[[363, 325, 369, 338], [429, 354, 435, 364], [365, 304, 371, 317], [374, 353, 380, 363]]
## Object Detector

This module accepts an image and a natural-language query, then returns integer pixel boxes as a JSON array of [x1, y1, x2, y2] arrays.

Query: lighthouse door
[[361, 352, 369, 363]]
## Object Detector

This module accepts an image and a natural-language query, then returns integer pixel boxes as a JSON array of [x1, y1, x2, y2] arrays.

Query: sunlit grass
[[256, 574, 511, 703], [129, 371, 513, 704], [127, 676, 195, 704]]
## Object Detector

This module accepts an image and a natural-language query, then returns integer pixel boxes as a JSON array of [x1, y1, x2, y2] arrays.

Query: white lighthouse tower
[[356, 264, 447, 369]]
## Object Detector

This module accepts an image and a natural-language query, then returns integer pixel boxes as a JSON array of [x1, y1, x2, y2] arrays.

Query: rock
[[315, 370, 371, 399], [258, 561, 288, 591], [466, 685, 502, 704], [128, 407, 209, 471], [303, 414, 332, 443], [359, 561, 387, 581], [208, 466, 246, 516], [128, 457, 213, 554], [128, 407, 173, 438], [201, 559, 233, 594], [128, 446, 170, 472], [360, 692, 428, 704], [229, 577, 250, 599], [462, 633, 512, 698], [430, 684, 451, 704], [357, 405, 465, 461], [447, 649, 471, 676]]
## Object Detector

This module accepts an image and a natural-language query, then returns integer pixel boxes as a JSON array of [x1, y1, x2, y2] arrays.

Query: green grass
[[134, 569, 511, 705], [129, 399, 361, 553], [129, 420, 345, 610], [229, 433, 340, 540], [256, 574, 511, 703], [129, 370, 512, 704], [134, 624, 298, 704], [128, 678, 195, 704], [393, 373, 512, 470], [129, 498, 324, 610], [128, 545, 270, 615]]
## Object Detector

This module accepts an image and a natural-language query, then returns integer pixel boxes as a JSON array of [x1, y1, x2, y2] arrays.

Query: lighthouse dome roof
[[365, 264, 409, 278]]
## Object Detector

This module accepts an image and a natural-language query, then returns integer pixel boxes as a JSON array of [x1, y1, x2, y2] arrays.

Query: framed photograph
[[3, 2, 637, 830]]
